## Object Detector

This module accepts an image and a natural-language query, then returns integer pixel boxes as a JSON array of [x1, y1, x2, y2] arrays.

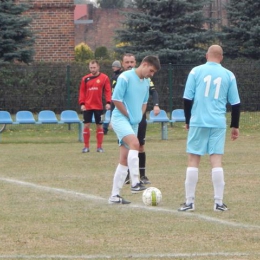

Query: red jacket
[[78, 73, 111, 110]]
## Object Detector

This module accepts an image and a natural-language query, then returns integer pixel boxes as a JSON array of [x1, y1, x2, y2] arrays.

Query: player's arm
[[113, 101, 128, 118], [112, 79, 117, 92], [112, 74, 128, 118], [228, 72, 240, 140], [230, 103, 240, 140], [183, 98, 193, 129], [149, 79, 160, 115], [230, 103, 240, 128], [104, 76, 111, 110], [78, 77, 86, 110], [183, 69, 196, 129], [142, 103, 147, 115]]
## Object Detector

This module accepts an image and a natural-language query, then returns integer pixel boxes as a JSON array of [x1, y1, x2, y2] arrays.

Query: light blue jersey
[[112, 68, 149, 125], [183, 62, 240, 128]]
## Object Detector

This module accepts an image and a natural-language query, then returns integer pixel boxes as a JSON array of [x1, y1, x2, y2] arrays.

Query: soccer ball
[[142, 187, 162, 206]]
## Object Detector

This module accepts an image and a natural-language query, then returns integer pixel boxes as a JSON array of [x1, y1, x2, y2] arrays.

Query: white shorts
[[111, 114, 138, 145], [187, 126, 226, 155]]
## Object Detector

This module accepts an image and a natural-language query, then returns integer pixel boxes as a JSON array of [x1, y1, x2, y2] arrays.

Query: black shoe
[[108, 195, 131, 204], [131, 182, 147, 194], [214, 203, 229, 211], [178, 202, 195, 212], [140, 176, 151, 184]]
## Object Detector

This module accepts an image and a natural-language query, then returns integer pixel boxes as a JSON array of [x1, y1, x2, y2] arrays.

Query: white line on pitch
[[1, 177, 260, 230], [0, 252, 257, 259]]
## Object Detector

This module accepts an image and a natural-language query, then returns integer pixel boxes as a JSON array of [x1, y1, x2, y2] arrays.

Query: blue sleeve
[[112, 74, 127, 102], [183, 69, 196, 100], [144, 81, 149, 103], [227, 73, 240, 105]]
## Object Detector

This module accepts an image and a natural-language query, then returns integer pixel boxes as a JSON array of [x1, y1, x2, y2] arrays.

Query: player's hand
[[81, 105, 86, 111], [185, 124, 189, 130], [105, 104, 111, 110], [231, 128, 239, 141], [153, 105, 160, 116]]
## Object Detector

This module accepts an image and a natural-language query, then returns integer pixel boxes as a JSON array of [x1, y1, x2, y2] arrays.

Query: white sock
[[212, 167, 225, 205], [111, 164, 129, 197], [128, 150, 139, 187], [185, 167, 198, 205]]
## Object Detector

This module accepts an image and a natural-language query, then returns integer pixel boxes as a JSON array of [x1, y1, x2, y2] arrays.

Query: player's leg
[[94, 110, 104, 152], [178, 127, 208, 211], [138, 114, 150, 184], [103, 122, 109, 135], [109, 115, 144, 203], [112, 117, 146, 193], [209, 128, 228, 211], [82, 110, 93, 153], [109, 145, 131, 204], [180, 155, 200, 211], [122, 133, 147, 193]]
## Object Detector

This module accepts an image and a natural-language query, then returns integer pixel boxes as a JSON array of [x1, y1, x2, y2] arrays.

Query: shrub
[[75, 43, 94, 62], [95, 46, 110, 59]]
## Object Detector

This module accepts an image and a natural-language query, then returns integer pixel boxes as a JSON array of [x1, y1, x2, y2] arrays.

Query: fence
[[0, 62, 260, 125]]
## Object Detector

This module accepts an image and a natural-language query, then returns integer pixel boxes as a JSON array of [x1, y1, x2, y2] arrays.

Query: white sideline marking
[[0, 177, 105, 201], [1, 177, 260, 231], [0, 252, 257, 259]]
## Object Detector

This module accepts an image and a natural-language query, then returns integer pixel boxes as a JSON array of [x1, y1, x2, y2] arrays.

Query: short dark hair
[[142, 55, 161, 71], [122, 53, 135, 60], [89, 60, 99, 66]]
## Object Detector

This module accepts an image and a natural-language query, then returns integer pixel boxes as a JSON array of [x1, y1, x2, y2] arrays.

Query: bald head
[[206, 45, 223, 63], [208, 45, 223, 56]]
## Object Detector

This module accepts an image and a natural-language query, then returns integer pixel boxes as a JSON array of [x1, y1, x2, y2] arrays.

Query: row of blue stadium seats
[[0, 110, 82, 124], [0, 109, 185, 141], [0, 110, 84, 142], [148, 109, 185, 123], [0, 109, 185, 125]]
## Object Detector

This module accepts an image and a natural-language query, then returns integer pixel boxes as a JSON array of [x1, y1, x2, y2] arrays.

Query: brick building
[[18, 0, 75, 62], [75, 0, 230, 52], [16, 0, 229, 62], [74, 7, 125, 51]]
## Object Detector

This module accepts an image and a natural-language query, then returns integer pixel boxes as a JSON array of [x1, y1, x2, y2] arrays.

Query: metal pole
[[66, 64, 71, 110], [168, 63, 173, 124], [66, 65, 71, 130]]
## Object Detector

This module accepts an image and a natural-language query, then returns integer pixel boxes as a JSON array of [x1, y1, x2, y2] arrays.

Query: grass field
[[0, 116, 260, 260]]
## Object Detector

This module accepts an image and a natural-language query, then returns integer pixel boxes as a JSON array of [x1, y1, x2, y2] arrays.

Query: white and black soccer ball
[[142, 187, 162, 206]]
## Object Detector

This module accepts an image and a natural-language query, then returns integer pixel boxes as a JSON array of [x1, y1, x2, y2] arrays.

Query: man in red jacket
[[79, 60, 111, 153]]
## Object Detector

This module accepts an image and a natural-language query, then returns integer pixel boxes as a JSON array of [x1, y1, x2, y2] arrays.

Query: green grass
[[0, 114, 260, 259]]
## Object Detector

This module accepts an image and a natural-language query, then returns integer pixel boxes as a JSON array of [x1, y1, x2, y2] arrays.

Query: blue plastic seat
[[38, 110, 59, 123], [60, 110, 81, 123], [147, 110, 169, 140], [148, 109, 169, 123], [60, 110, 83, 142], [170, 109, 185, 123], [0, 111, 13, 124], [16, 111, 36, 124]]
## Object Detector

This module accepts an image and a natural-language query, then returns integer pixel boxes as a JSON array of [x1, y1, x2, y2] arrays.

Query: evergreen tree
[[114, 0, 220, 64], [221, 0, 260, 60], [0, 0, 35, 64]]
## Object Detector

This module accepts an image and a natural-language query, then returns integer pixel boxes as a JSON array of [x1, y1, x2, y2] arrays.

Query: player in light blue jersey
[[178, 45, 240, 212], [108, 55, 161, 204]]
